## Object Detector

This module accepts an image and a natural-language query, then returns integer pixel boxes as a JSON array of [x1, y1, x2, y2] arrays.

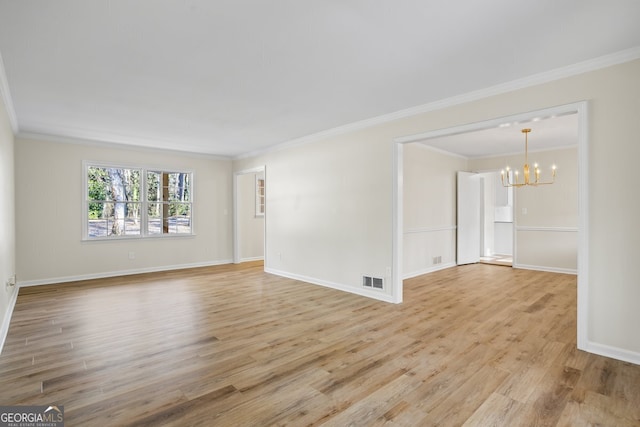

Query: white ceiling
[[418, 113, 578, 159], [0, 1, 639, 157]]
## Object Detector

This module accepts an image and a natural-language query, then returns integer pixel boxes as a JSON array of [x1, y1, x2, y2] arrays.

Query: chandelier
[[501, 128, 556, 187]]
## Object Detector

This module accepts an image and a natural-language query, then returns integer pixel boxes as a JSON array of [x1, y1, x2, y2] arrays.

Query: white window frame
[[255, 173, 265, 217], [83, 161, 195, 241]]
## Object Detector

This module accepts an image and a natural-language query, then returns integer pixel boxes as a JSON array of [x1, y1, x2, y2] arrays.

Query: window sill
[[82, 233, 196, 242]]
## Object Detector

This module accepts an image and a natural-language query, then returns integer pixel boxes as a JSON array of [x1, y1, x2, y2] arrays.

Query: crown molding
[[235, 46, 640, 160], [414, 142, 470, 160], [0, 51, 19, 133], [470, 143, 578, 161], [5, 46, 639, 159], [16, 130, 231, 161], [17, 122, 233, 159]]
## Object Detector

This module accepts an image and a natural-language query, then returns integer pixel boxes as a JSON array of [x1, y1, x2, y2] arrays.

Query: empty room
[[1, 1, 640, 425]]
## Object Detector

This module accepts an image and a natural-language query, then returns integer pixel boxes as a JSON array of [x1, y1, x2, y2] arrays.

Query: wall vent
[[363, 276, 384, 290]]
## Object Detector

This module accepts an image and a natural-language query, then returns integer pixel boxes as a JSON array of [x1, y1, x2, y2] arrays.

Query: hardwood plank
[[1, 262, 639, 425], [419, 364, 510, 425], [462, 392, 525, 426], [496, 340, 568, 403]]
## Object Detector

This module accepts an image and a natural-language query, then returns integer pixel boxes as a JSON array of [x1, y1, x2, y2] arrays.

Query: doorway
[[392, 101, 588, 349], [457, 170, 514, 267], [233, 166, 266, 264], [478, 171, 513, 267]]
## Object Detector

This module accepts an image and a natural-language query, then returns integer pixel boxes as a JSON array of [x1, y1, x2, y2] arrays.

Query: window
[[87, 166, 142, 238], [255, 174, 265, 217], [147, 171, 192, 235], [85, 163, 193, 239]]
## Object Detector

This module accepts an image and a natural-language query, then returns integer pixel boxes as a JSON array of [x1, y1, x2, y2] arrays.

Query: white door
[[457, 171, 481, 265]]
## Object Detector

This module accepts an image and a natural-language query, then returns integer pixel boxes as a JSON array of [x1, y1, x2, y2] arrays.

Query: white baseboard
[[0, 286, 19, 355], [513, 263, 577, 275], [264, 267, 397, 304], [18, 259, 234, 287], [582, 340, 640, 366], [239, 256, 264, 263], [8, 262, 640, 366], [403, 262, 456, 279]]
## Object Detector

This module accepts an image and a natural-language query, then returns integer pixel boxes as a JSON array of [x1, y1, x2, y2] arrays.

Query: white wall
[[493, 223, 513, 256], [0, 89, 16, 349], [403, 144, 467, 278], [471, 147, 578, 273], [234, 130, 396, 301], [15, 137, 233, 284], [235, 59, 640, 359], [238, 172, 264, 261]]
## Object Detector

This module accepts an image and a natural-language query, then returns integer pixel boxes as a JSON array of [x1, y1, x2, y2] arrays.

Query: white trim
[[17, 131, 230, 161], [470, 144, 578, 161], [254, 173, 265, 217], [265, 268, 396, 304], [0, 51, 18, 133], [513, 264, 577, 275], [393, 101, 590, 357], [412, 143, 469, 160], [395, 105, 582, 145], [237, 47, 639, 161], [5, 48, 637, 159], [0, 287, 19, 355], [18, 123, 233, 158], [82, 162, 195, 240], [233, 166, 266, 175], [583, 341, 640, 366], [239, 256, 264, 263], [404, 225, 456, 234], [403, 262, 456, 280], [515, 226, 578, 232], [392, 142, 403, 304], [17, 259, 233, 287], [576, 102, 590, 351], [513, 182, 519, 268], [233, 166, 266, 265]]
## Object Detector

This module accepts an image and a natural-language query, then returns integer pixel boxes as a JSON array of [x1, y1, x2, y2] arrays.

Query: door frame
[[233, 165, 266, 264], [456, 171, 482, 265], [392, 101, 588, 349], [476, 169, 515, 264]]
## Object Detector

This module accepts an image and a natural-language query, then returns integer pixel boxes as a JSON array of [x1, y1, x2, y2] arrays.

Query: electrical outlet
[[128, 251, 136, 260], [6, 274, 16, 289]]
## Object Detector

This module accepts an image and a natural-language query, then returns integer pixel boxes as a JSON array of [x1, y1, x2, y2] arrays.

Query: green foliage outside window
[[87, 165, 191, 238]]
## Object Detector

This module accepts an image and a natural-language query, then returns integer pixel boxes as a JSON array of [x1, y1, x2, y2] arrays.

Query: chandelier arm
[[532, 180, 555, 185], [503, 128, 555, 188], [524, 130, 528, 167]]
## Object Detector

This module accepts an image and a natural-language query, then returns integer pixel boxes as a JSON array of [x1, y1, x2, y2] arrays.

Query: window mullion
[[141, 169, 148, 237]]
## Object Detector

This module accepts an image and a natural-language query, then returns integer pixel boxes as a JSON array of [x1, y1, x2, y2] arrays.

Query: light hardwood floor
[[1, 262, 639, 426]]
